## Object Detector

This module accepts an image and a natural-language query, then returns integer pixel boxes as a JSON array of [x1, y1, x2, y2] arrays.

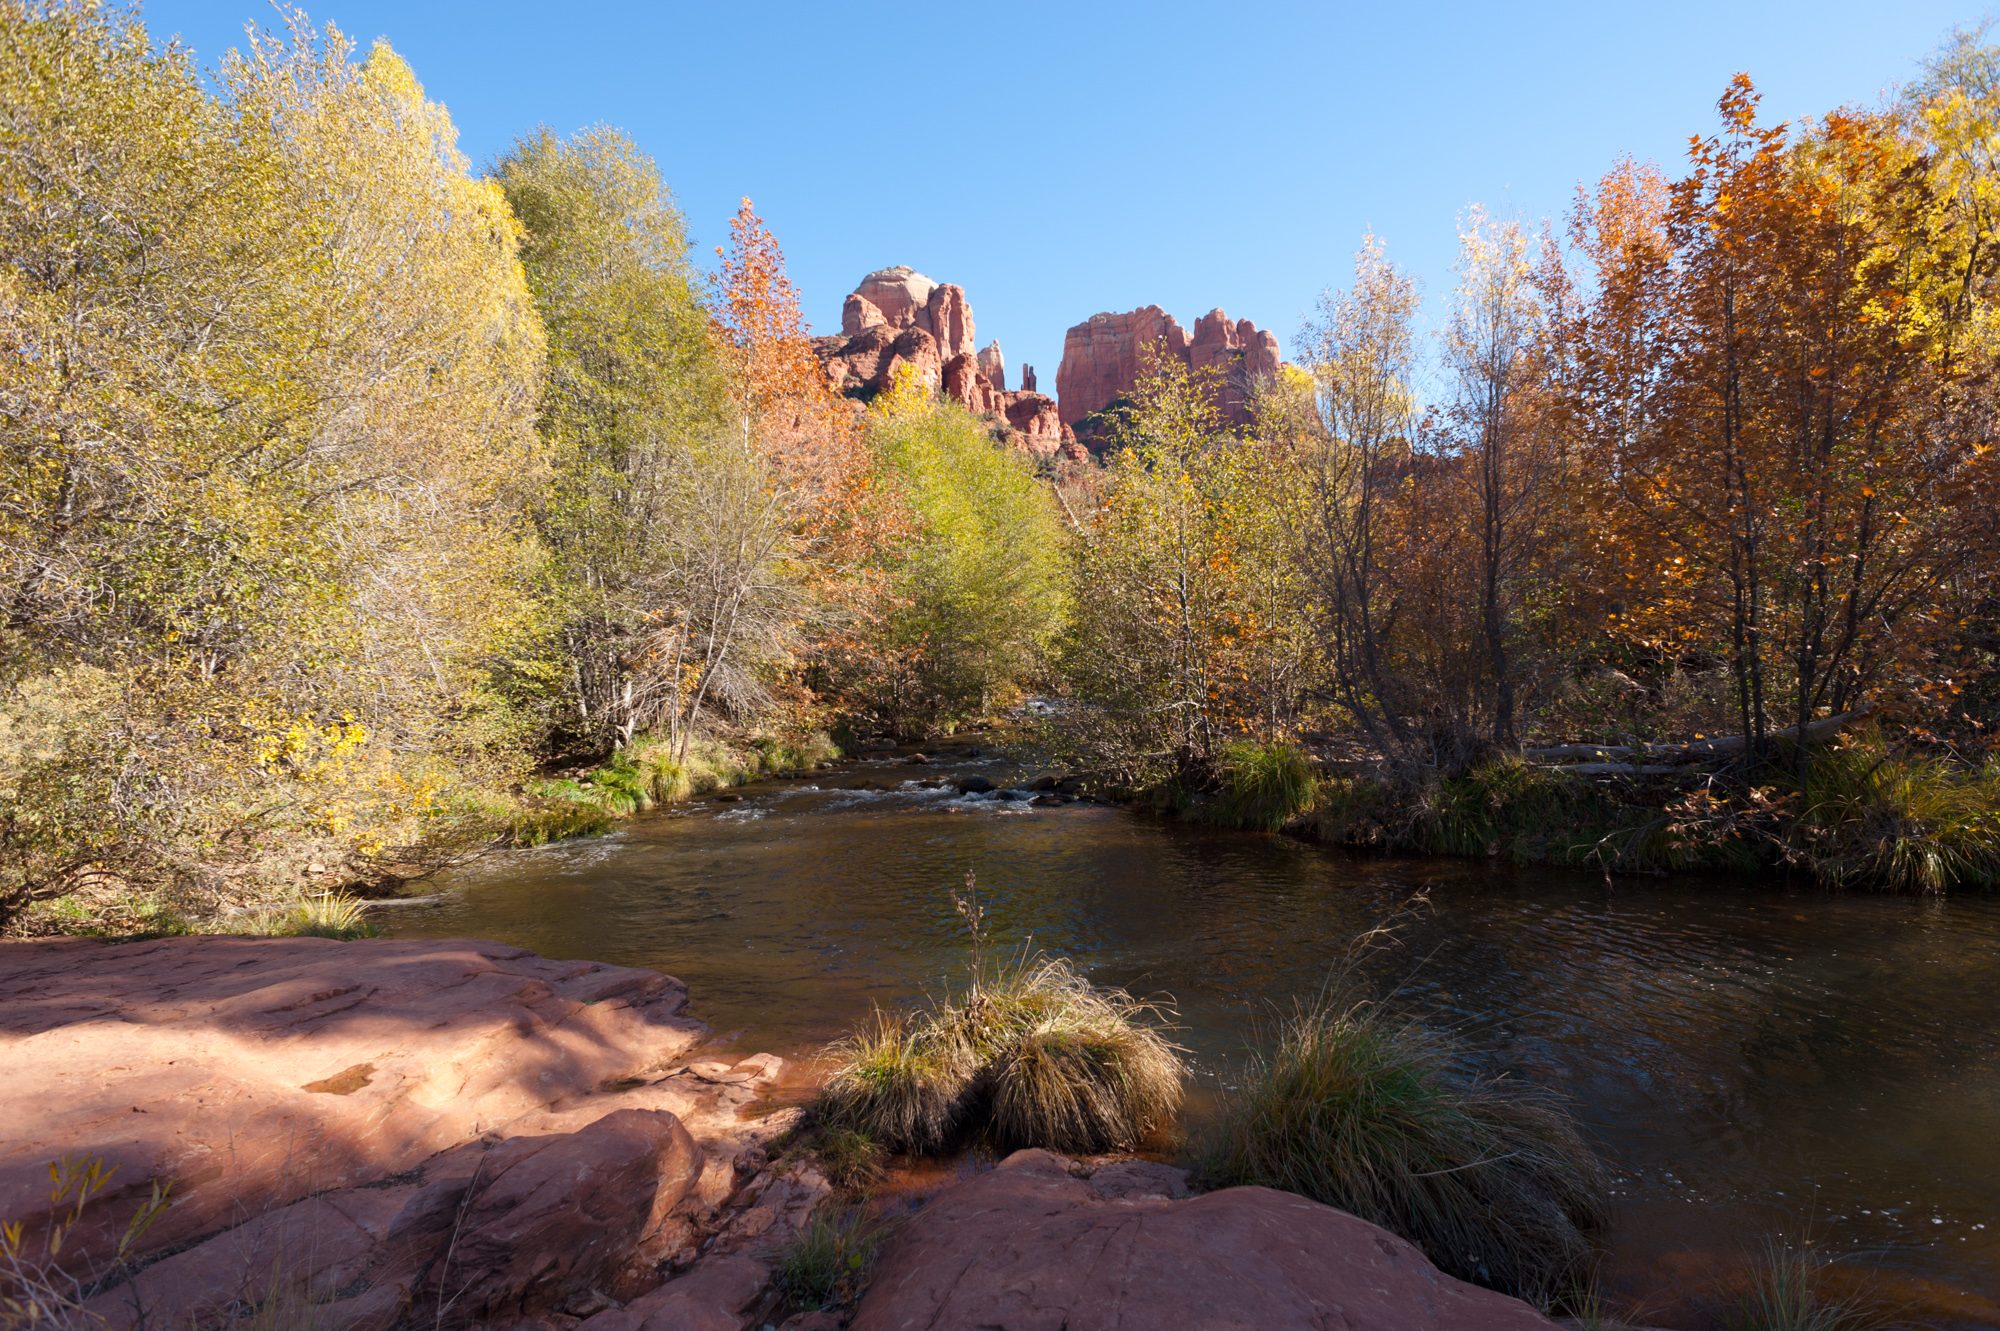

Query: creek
[[385, 744, 2000, 1327]]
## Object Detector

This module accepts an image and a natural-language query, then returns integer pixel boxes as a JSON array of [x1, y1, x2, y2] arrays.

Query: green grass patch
[[774, 1204, 887, 1312], [223, 890, 377, 940], [1196, 741, 1320, 832], [1196, 1000, 1608, 1305], [1791, 740, 2000, 893], [505, 730, 840, 847]]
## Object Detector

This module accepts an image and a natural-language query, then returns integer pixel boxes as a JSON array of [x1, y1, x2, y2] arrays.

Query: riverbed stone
[[851, 1149, 1565, 1331]]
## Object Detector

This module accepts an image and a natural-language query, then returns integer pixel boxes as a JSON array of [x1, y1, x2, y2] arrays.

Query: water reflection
[[389, 756, 2000, 1326]]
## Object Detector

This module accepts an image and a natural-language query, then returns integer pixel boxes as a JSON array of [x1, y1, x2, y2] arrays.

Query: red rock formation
[[852, 1149, 1566, 1331], [1057, 304, 1282, 443], [1001, 391, 1066, 457], [818, 268, 1074, 457], [977, 339, 1006, 392], [4, 936, 828, 1331]]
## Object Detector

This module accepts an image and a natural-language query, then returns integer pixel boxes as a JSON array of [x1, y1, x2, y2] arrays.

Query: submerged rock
[[852, 1149, 1565, 1331]]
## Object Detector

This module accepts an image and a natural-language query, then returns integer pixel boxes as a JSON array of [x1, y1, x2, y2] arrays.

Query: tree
[[495, 125, 733, 749], [1062, 352, 1285, 775], [1569, 77, 2000, 771], [1, 4, 547, 919], [1282, 238, 1426, 759], [859, 384, 1069, 733]]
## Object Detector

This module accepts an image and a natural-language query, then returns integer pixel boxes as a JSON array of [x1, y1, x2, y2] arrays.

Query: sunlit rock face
[[1058, 304, 1282, 445], [818, 267, 1072, 456]]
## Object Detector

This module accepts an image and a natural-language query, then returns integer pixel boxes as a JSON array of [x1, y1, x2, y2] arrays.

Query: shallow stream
[[385, 745, 2000, 1327]]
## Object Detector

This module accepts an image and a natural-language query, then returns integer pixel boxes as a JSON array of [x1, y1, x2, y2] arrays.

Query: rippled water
[[387, 748, 2000, 1327]]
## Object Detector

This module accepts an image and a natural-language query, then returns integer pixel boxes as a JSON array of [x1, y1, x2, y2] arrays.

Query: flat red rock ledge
[[0, 935, 708, 1266]]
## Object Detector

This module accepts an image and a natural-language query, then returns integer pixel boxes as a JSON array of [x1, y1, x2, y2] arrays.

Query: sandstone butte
[[814, 266, 1077, 461], [813, 268, 1286, 462], [0, 935, 1576, 1330], [1056, 305, 1283, 444]]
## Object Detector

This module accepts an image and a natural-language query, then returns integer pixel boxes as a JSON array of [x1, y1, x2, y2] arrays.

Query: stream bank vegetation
[[0, 3, 1068, 937], [816, 954, 1186, 1157], [1194, 998, 1609, 1305], [1049, 31, 2000, 895]]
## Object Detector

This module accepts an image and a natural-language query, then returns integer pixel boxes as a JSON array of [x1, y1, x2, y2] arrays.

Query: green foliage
[[0, 4, 548, 928], [1792, 740, 2000, 893], [1196, 741, 1319, 831], [504, 732, 838, 847], [774, 1205, 887, 1312], [799, 1125, 887, 1192], [862, 392, 1071, 734], [1197, 1001, 1608, 1305], [1056, 354, 1305, 780], [817, 955, 1185, 1156], [496, 127, 755, 756]]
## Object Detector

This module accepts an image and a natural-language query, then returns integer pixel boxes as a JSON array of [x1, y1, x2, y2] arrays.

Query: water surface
[[387, 749, 2000, 1327]]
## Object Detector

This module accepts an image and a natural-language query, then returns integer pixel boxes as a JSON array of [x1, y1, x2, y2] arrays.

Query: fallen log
[[1527, 707, 1872, 771]]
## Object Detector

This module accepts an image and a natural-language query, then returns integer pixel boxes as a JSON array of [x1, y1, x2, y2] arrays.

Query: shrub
[[774, 1205, 887, 1312], [1793, 741, 2000, 893], [1197, 1001, 1607, 1304], [816, 956, 1185, 1156], [1201, 742, 1319, 832]]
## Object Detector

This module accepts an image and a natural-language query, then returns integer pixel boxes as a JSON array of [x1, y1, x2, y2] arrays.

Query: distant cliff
[[1057, 305, 1281, 445], [814, 266, 1073, 458], [814, 268, 1284, 457]]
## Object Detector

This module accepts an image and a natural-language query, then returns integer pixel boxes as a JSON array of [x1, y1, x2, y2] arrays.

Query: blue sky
[[146, 1, 1985, 389]]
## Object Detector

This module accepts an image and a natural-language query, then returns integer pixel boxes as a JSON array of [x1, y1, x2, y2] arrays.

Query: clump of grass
[[1197, 741, 1320, 832], [800, 1125, 887, 1192], [816, 953, 1185, 1156], [1793, 739, 2000, 893], [1730, 1239, 1891, 1331], [1197, 999, 1607, 1305], [961, 957, 1185, 1153], [774, 1204, 886, 1312], [817, 1008, 972, 1154], [227, 890, 376, 940]]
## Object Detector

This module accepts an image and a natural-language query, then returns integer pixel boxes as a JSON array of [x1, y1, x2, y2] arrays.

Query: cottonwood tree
[[1062, 353, 1281, 775], [1570, 77, 2000, 771], [858, 385, 1070, 734], [495, 126, 732, 749], [1283, 239, 1426, 760], [1, 5, 547, 915]]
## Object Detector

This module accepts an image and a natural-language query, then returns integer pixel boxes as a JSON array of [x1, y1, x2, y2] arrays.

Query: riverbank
[[6, 729, 845, 941], [1128, 736, 2000, 895], [1, 934, 1603, 1330]]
